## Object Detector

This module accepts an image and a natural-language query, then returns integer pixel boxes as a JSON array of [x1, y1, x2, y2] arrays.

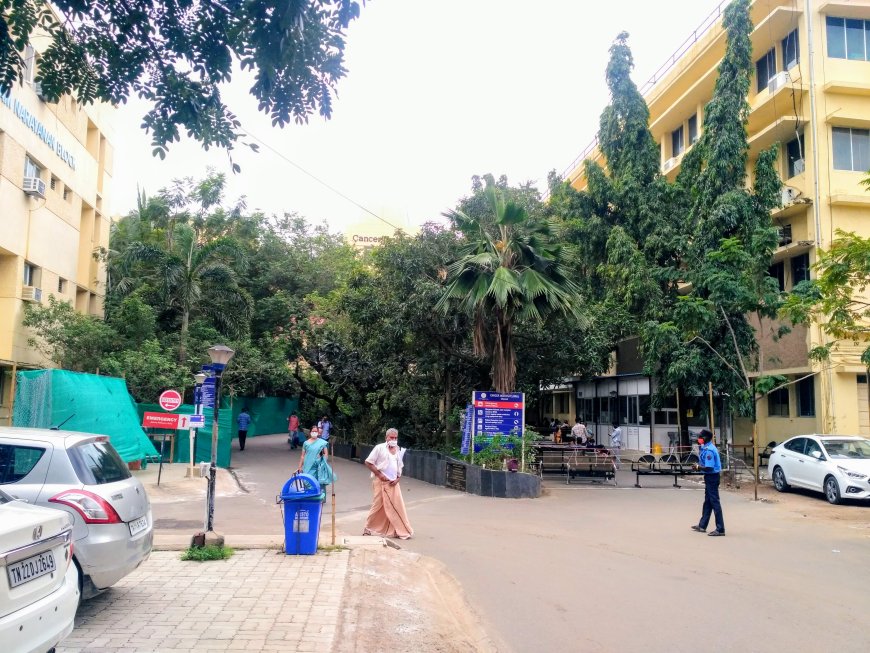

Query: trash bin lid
[[280, 473, 322, 499]]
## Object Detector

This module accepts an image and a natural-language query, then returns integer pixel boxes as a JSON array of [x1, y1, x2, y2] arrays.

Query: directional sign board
[[176, 414, 205, 430], [471, 391, 525, 443], [143, 412, 180, 429]]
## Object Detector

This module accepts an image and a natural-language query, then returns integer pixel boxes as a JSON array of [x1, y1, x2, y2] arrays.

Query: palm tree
[[436, 177, 585, 392], [116, 227, 252, 362]]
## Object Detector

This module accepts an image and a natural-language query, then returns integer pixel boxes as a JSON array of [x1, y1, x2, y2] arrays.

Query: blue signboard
[[201, 377, 216, 409], [471, 391, 525, 444], [460, 403, 473, 455]]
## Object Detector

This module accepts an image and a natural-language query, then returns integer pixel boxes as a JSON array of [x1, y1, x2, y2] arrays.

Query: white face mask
[[387, 439, 398, 448]]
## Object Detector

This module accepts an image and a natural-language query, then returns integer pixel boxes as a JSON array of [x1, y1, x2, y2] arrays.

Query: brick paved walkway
[[57, 549, 349, 653]]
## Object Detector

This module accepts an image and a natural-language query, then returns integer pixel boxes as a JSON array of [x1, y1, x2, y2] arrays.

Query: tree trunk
[[444, 365, 453, 448], [491, 312, 516, 393], [179, 308, 189, 363]]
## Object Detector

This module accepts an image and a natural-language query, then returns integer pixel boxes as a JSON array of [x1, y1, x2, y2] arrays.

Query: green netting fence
[[13, 370, 158, 463], [136, 395, 297, 468]]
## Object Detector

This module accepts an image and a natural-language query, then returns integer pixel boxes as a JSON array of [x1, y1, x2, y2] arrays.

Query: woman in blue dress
[[296, 426, 334, 487]]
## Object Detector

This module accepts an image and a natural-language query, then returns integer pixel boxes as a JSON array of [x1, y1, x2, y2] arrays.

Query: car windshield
[[822, 439, 870, 459], [68, 441, 131, 485]]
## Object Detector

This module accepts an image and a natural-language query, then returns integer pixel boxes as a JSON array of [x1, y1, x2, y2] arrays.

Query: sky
[[111, 0, 726, 234]]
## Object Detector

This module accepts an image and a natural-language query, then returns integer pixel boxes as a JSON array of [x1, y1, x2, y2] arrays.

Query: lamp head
[[207, 344, 235, 369], [194, 372, 207, 385]]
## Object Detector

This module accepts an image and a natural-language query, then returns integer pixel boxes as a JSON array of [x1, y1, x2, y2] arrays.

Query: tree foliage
[[0, 0, 362, 155], [438, 175, 587, 392]]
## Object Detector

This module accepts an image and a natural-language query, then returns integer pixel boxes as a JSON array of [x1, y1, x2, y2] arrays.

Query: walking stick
[[330, 439, 336, 546]]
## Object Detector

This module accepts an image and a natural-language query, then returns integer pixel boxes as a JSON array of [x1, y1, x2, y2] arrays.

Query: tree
[[23, 295, 117, 372], [437, 175, 586, 393], [0, 0, 362, 156], [782, 229, 870, 371]]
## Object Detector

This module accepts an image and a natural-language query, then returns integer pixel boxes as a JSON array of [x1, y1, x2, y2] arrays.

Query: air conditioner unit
[[781, 186, 801, 206], [21, 286, 42, 302], [663, 156, 679, 172], [791, 158, 805, 175], [22, 176, 46, 198], [767, 71, 789, 94], [777, 224, 793, 247]]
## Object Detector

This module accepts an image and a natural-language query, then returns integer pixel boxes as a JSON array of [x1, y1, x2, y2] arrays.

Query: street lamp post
[[187, 372, 207, 479], [205, 345, 234, 539]]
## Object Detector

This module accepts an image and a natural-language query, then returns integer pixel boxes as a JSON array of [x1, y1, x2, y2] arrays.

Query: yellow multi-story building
[[0, 42, 114, 425], [546, 0, 870, 450]]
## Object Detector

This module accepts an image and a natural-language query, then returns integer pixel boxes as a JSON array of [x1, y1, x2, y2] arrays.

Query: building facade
[[0, 42, 115, 425], [544, 0, 870, 450]]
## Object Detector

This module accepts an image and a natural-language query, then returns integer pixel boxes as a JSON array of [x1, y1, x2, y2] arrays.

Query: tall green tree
[[0, 0, 362, 155], [437, 175, 586, 393]]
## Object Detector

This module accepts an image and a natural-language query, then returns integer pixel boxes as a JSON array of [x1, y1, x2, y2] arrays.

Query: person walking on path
[[237, 407, 252, 451], [691, 428, 725, 536], [609, 422, 622, 469], [318, 415, 332, 442], [296, 426, 334, 487], [288, 413, 301, 449], [363, 428, 413, 540]]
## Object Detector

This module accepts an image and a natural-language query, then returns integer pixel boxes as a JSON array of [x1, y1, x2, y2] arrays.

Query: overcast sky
[[111, 0, 725, 233]]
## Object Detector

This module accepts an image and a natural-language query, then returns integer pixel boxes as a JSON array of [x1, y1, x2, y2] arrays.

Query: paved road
[[234, 434, 870, 653]]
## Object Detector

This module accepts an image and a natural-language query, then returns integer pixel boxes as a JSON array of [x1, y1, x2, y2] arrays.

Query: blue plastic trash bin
[[279, 473, 325, 555]]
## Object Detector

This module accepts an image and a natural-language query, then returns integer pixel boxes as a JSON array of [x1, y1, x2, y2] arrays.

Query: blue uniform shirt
[[699, 441, 722, 474], [237, 412, 251, 430]]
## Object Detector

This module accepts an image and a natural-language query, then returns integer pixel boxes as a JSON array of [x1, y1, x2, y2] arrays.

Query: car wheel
[[824, 476, 842, 505], [772, 466, 789, 492]]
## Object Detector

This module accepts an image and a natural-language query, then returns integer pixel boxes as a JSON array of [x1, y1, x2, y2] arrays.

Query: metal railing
[[559, 0, 730, 181]]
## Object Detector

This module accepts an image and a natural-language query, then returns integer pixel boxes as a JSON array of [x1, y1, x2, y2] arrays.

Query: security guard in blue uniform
[[691, 428, 725, 536]]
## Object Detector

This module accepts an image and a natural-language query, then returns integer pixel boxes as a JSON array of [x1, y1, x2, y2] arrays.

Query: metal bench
[[631, 454, 705, 488], [566, 450, 616, 485]]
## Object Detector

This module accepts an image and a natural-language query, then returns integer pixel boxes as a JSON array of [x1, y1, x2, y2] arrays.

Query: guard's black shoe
[[708, 530, 726, 537], [691, 525, 705, 532]]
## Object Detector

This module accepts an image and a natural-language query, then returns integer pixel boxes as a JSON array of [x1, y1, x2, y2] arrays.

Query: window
[[556, 392, 569, 414], [671, 125, 684, 157], [68, 441, 131, 485], [786, 134, 805, 177], [756, 48, 776, 92], [791, 253, 810, 286], [57, 277, 67, 293], [23, 262, 36, 286], [769, 261, 785, 292], [797, 376, 815, 417], [782, 29, 800, 69], [827, 17, 869, 61], [804, 438, 822, 458], [832, 127, 870, 171], [22, 44, 35, 84], [768, 387, 789, 417], [0, 444, 45, 483], [50, 176, 58, 191], [688, 114, 698, 145], [62, 187, 71, 201], [785, 437, 806, 453], [24, 156, 41, 180]]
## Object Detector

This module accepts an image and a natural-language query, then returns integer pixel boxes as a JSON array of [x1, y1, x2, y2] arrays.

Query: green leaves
[[0, 1, 362, 154]]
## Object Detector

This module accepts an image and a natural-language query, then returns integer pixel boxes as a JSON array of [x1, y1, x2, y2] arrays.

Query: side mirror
[[811, 450, 824, 461]]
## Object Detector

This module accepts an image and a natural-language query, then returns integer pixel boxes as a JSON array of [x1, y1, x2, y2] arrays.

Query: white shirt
[[366, 442, 405, 480], [610, 427, 622, 447]]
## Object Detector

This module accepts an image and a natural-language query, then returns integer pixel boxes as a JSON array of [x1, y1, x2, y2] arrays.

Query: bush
[[180, 545, 235, 561]]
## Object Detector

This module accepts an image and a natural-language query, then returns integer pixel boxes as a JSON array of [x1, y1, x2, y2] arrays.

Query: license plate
[[7, 551, 56, 588], [128, 515, 148, 536]]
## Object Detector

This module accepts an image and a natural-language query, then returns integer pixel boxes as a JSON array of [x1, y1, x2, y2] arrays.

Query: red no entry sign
[[158, 389, 182, 411]]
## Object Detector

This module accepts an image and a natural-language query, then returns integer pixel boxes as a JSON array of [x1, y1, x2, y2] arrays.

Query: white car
[[0, 487, 80, 653], [0, 428, 152, 598], [768, 435, 870, 505]]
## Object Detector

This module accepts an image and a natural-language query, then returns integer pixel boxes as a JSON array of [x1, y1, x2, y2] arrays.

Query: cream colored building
[[546, 0, 870, 449], [0, 42, 114, 424]]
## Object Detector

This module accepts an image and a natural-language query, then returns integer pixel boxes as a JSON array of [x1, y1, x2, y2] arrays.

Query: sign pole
[[157, 432, 166, 486]]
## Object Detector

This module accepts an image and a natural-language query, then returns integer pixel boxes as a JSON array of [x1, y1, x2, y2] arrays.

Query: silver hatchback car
[[0, 427, 152, 599]]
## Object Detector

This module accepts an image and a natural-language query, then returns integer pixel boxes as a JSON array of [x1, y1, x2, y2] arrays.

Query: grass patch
[[317, 544, 349, 553], [180, 545, 235, 561]]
